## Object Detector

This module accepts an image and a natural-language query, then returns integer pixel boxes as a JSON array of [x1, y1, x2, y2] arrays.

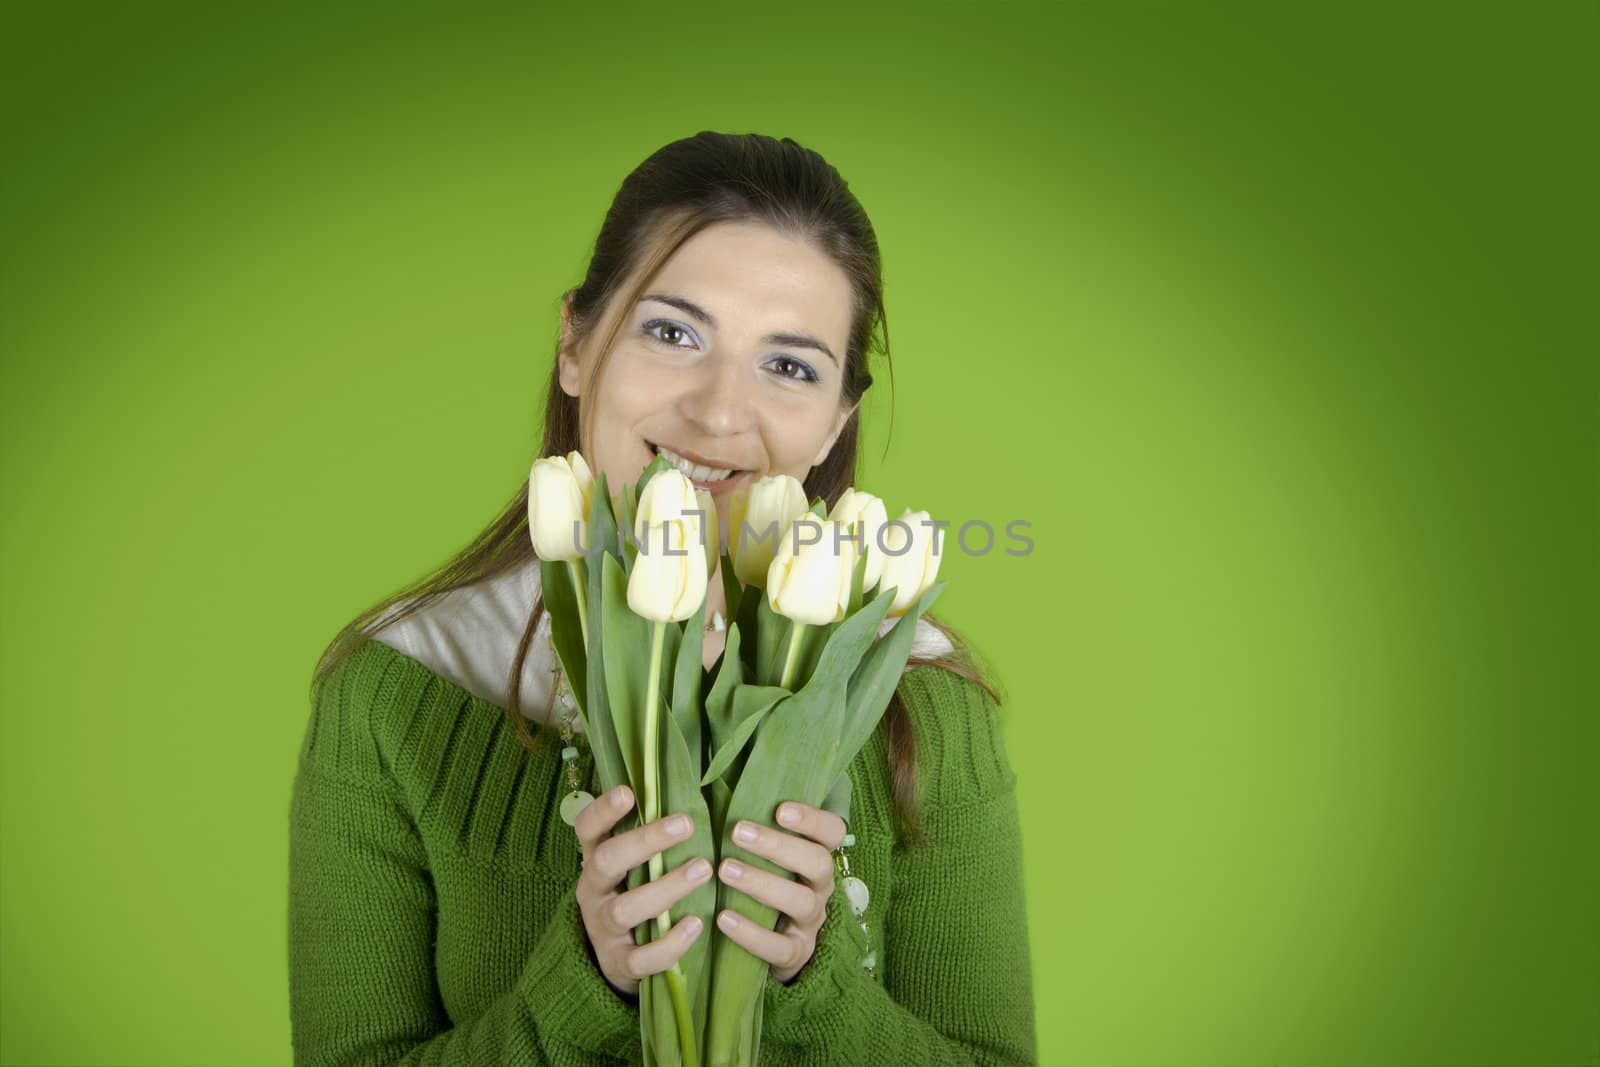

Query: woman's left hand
[[717, 800, 847, 984]]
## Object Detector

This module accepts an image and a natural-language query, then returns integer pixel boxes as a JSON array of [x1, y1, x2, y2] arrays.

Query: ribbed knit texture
[[289, 638, 1036, 1066]]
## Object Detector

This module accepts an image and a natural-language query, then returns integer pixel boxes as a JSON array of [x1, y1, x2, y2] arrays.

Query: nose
[[676, 349, 756, 438]]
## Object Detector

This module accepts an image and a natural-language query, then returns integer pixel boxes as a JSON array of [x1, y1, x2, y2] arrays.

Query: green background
[[3, 4, 1595, 1065]]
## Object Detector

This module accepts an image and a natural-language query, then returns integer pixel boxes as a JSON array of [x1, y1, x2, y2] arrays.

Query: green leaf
[[599, 553, 651, 792], [705, 673, 847, 1065], [538, 558, 587, 719], [837, 581, 946, 766], [719, 679, 848, 878], [821, 767, 853, 828], [670, 601, 705, 768], [587, 471, 620, 559], [617, 482, 639, 574], [706, 777, 732, 857], [713, 585, 903, 840], [704, 622, 743, 731], [704, 672, 785, 790], [703, 543, 927, 1067], [754, 590, 792, 688], [659, 701, 715, 1057], [578, 480, 631, 805], [747, 991, 765, 1067], [699, 686, 788, 787], [646, 973, 677, 1067], [791, 582, 897, 704]]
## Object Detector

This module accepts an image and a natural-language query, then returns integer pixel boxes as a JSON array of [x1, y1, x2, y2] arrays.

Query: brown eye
[[643, 320, 695, 348], [767, 356, 819, 384]]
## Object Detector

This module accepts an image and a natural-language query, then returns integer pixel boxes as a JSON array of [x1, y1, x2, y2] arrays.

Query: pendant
[[559, 789, 595, 826], [842, 875, 870, 916]]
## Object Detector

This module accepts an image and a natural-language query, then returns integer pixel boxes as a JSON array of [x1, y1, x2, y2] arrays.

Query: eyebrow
[[640, 293, 839, 367]]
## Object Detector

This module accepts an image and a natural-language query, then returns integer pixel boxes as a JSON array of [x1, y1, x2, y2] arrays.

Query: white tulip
[[634, 468, 702, 544], [628, 516, 709, 623], [527, 451, 594, 561], [766, 516, 855, 627], [727, 474, 809, 587], [828, 488, 889, 592], [875, 508, 943, 617]]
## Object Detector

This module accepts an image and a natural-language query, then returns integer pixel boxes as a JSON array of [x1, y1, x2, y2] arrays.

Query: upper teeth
[[656, 445, 734, 482]]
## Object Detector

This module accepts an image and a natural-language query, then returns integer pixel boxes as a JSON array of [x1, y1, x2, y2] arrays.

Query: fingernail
[[733, 822, 757, 844], [668, 815, 691, 837], [684, 916, 702, 936], [687, 859, 712, 881], [722, 860, 744, 880], [719, 911, 740, 931], [612, 787, 630, 810], [777, 804, 800, 827]]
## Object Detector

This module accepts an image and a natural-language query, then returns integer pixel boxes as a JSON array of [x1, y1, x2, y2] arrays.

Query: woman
[[290, 131, 1036, 1066]]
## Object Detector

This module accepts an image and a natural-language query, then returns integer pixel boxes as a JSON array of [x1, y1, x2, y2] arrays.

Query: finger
[[606, 857, 714, 933], [716, 909, 806, 972], [585, 810, 696, 892], [731, 819, 835, 891], [623, 914, 705, 980], [775, 801, 848, 852], [575, 785, 633, 853], [719, 857, 823, 929]]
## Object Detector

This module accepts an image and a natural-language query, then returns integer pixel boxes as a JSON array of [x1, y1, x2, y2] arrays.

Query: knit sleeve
[[288, 670, 642, 1066], [753, 665, 1039, 1066]]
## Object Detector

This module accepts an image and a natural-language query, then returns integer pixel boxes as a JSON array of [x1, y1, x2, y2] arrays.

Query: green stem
[[707, 925, 777, 1067], [643, 621, 698, 1067], [710, 626, 805, 1065], [666, 965, 698, 1067], [778, 622, 807, 690], [565, 558, 589, 652], [643, 621, 669, 934]]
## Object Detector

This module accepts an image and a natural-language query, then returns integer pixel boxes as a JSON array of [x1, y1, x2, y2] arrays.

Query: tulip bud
[[634, 468, 701, 545], [828, 488, 889, 592], [727, 474, 808, 587], [876, 508, 943, 617], [527, 451, 594, 561], [766, 516, 855, 626], [628, 516, 709, 623]]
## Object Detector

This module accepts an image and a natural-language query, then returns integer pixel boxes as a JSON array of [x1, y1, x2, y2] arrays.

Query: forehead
[[643, 221, 855, 345]]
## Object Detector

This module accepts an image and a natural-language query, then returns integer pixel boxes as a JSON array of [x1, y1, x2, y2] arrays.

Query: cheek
[[762, 403, 844, 469], [592, 350, 668, 422], [581, 355, 666, 476]]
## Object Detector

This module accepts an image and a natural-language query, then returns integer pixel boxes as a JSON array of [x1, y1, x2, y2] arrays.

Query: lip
[[647, 439, 745, 471], [645, 440, 754, 492]]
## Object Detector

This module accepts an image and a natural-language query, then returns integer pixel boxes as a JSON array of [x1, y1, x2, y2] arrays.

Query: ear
[[557, 293, 582, 398], [810, 400, 861, 468]]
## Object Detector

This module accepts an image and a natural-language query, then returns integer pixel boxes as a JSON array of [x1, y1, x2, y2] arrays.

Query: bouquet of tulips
[[527, 450, 945, 1067]]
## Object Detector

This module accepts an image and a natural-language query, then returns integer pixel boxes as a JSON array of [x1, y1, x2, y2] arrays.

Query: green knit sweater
[[288, 636, 1036, 1066]]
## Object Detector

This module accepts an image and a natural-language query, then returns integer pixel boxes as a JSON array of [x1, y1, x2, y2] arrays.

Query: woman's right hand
[[574, 784, 712, 1001]]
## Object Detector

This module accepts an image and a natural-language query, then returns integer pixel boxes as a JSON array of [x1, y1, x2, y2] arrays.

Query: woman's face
[[558, 220, 858, 516]]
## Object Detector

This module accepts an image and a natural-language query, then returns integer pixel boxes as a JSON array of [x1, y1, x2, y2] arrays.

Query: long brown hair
[[310, 131, 1001, 846]]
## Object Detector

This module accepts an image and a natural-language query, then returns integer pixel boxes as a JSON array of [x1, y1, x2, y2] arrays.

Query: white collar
[[368, 557, 954, 730]]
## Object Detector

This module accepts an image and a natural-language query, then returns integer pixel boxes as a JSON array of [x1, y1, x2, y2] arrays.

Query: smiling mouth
[[645, 440, 752, 486]]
